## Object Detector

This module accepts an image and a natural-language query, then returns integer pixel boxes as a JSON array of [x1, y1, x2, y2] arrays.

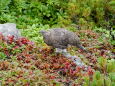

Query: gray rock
[[62, 51, 87, 67], [0, 23, 21, 39]]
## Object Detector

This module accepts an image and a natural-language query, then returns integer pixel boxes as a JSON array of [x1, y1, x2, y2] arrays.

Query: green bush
[[0, 0, 114, 45], [0, 0, 114, 28]]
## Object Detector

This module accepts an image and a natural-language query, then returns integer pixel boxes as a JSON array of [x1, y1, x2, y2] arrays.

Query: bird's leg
[[55, 48, 71, 57], [62, 49, 72, 58], [55, 48, 63, 53], [62, 49, 67, 53]]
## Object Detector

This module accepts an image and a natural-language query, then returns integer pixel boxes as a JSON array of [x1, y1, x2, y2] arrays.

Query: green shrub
[[0, 0, 114, 45]]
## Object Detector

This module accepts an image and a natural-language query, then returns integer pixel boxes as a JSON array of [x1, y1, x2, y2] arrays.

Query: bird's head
[[39, 30, 50, 37], [39, 30, 47, 35]]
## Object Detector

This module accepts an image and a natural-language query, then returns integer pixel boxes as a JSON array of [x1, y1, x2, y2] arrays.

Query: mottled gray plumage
[[40, 28, 87, 52], [0, 23, 21, 39]]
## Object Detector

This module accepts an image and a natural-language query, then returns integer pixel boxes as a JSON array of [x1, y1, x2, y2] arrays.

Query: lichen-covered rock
[[0, 23, 21, 39], [40, 28, 87, 52]]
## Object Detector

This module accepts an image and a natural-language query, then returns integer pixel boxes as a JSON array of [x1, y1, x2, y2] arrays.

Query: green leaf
[[107, 59, 115, 73], [0, 52, 7, 59], [93, 71, 101, 80], [105, 77, 112, 86]]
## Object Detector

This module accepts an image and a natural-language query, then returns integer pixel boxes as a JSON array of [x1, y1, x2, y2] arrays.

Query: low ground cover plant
[[0, 0, 115, 85], [0, 30, 114, 85]]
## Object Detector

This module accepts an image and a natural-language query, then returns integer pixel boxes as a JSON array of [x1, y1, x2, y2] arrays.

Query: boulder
[[0, 23, 21, 39]]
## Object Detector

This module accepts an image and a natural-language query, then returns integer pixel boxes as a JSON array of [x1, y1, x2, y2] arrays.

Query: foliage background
[[0, 0, 115, 86], [0, 0, 115, 45]]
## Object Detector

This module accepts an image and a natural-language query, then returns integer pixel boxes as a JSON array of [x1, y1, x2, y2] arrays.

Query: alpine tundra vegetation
[[0, 0, 115, 86]]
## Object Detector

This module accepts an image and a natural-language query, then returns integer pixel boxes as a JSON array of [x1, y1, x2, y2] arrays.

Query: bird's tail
[[77, 44, 88, 52]]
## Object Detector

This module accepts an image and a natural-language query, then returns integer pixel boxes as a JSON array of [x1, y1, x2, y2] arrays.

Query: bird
[[40, 28, 87, 53], [0, 23, 21, 39], [40, 28, 88, 67]]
